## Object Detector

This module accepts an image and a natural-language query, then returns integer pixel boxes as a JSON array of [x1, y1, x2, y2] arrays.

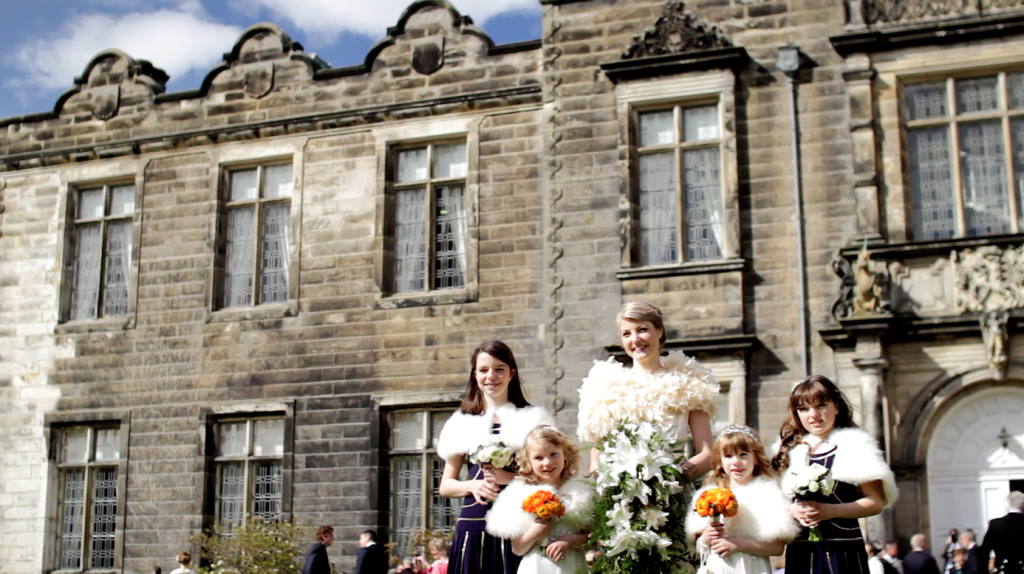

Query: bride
[[577, 301, 720, 574]]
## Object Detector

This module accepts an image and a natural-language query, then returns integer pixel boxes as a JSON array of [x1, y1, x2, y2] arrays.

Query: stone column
[[854, 334, 891, 541]]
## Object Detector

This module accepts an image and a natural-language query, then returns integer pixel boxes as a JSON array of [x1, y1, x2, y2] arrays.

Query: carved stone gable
[[622, 1, 733, 60]]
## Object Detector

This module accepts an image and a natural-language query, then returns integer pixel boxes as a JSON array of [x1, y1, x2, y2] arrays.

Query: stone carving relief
[[981, 310, 1010, 376], [831, 247, 891, 320], [243, 62, 275, 99], [621, 1, 733, 60], [864, 0, 1024, 25], [412, 36, 445, 75], [952, 245, 1024, 313]]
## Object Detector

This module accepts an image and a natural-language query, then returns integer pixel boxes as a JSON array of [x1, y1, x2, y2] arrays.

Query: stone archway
[[926, 386, 1024, 555]]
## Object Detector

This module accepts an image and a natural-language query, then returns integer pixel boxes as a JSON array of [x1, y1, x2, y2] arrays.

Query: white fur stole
[[770, 427, 898, 508], [577, 351, 720, 443], [685, 478, 800, 545], [436, 404, 554, 461], [485, 478, 595, 539]]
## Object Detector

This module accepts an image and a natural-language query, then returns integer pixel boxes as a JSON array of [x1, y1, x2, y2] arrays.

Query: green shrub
[[190, 518, 309, 574]]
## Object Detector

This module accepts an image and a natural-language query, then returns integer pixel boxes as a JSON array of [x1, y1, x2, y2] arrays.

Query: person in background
[[424, 539, 450, 574], [882, 541, 904, 574], [169, 552, 197, 574], [904, 534, 940, 574], [950, 549, 968, 574], [302, 525, 334, 574], [942, 530, 962, 574], [959, 530, 978, 574], [979, 491, 1024, 574], [355, 530, 388, 574], [868, 543, 886, 574]]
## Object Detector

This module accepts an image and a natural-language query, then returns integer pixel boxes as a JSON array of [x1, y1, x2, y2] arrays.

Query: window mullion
[[948, 78, 967, 236], [426, 144, 436, 290], [675, 106, 685, 264], [81, 464, 95, 568]]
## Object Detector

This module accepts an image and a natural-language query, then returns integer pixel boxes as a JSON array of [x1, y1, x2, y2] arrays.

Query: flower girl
[[686, 425, 799, 574], [486, 426, 594, 574]]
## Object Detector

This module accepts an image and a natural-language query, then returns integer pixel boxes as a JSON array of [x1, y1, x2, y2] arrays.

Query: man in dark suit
[[980, 491, 1024, 574], [302, 525, 334, 574], [905, 534, 941, 574], [355, 530, 388, 574], [959, 530, 979, 574]]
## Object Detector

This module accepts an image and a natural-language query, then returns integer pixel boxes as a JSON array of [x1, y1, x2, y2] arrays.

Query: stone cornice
[[601, 47, 749, 83], [837, 233, 1024, 260], [0, 84, 541, 172], [831, 12, 1024, 56]]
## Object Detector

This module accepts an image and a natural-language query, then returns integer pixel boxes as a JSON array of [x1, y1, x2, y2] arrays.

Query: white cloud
[[7, 1, 242, 91], [247, 0, 538, 40]]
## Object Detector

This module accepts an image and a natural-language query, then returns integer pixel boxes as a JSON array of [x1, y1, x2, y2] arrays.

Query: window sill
[[208, 300, 298, 323], [56, 316, 134, 334], [616, 258, 744, 280], [376, 286, 478, 309]]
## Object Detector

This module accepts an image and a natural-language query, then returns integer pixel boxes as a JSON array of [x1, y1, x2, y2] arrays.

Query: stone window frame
[[56, 167, 144, 333], [372, 390, 464, 554], [43, 411, 130, 574], [195, 402, 295, 532], [206, 143, 304, 323], [373, 117, 481, 308], [872, 46, 1024, 244], [613, 70, 743, 280]]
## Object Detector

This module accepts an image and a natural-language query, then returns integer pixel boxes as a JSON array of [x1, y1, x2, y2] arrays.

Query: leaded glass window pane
[[683, 148, 724, 261], [59, 468, 85, 570], [252, 462, 282, 520], [1009, 72, 1024, 110], [218, 462, 246, 530], [956, 77, 999, 115], [430, 412, 449, 449], [905, 82, 948, 120], [959, 120, 1010, 235], [434, 184, 466, 290], [229, 168, 259, 201], [391, 456, 423, 557], [398, 148, 429, 182], [909, 127, 956, 240], [63, 427, 89, 463], [78, 188, 104, 219], [1013, 119, 1024, 221], [218, 422, 248, 457], [431, 456, 459, 533], [262, 164, 293, 199], [109, 185, 135, 216], [639, 110, 675, 147], [103, 221, 132, 317], [94, 428, 120, 461], [434, 143, 468, 179], [683, 105, 719, 142], [253, 419, 284, 456], [392, 412, 426, 450], [71, 224, 102, 321], [90, 467, 117, 569], [395, 188, 427, 293], [639, 153, 678, 265], [260, 203, 291, 304], [224, 207, 256, 307]]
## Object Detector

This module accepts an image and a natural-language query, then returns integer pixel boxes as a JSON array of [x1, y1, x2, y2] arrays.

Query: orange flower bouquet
[[694, 488, 738, 522], [522, 490, 566, 521]]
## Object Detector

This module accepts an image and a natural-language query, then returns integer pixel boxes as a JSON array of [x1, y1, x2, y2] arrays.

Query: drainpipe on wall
[[777, 44, 810, 378]]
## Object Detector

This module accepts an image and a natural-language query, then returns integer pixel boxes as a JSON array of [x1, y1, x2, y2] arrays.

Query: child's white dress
[[684, 477, 799, 574], [485, 478, 594, 574]]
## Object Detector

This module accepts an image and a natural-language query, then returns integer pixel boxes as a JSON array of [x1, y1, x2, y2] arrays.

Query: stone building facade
[[2, 0, 1024, 572]]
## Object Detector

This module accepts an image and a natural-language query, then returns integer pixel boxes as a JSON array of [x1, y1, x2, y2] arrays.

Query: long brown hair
[[771, 375, 857, 472], [704, 425, 776, 488], [459, 340, 530, 414]]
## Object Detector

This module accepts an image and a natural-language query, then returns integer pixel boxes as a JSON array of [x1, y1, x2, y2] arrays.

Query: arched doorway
[[927, 386, 1024, 556]]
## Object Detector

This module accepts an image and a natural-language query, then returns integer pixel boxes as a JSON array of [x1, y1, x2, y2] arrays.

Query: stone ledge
[[615, 258, 744, 280], [601, 47, 749, 83], [831, 12, 1024, 56]]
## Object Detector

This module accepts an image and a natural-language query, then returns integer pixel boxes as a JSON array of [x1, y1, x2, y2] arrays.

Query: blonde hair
[[703, 425, 776, 488], [615, 301, 667, 345], [516, 426, 580, 484]]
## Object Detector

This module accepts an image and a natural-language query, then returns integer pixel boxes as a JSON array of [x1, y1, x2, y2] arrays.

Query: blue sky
[[0, 0, 543, 120]]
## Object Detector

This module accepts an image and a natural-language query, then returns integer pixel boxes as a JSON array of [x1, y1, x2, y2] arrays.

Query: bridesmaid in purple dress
[[436, 341, 554, 574]]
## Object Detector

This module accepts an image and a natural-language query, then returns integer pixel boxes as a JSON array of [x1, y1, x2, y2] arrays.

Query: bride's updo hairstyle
[[615, 301, 667, 346], [460, 340, 531, 415], [516, 425, 580, 484], [771, 375, 857, 472]]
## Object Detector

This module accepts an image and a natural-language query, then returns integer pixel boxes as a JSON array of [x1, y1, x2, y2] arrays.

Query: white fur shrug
[[577, 351, 720, 443], [436, 404, 554, 461], [770, 427, 898, 507], [485, 478, 596, 539], [685, 477, 800, 545]]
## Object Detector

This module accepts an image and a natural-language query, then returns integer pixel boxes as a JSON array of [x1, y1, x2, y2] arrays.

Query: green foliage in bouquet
[[190, 518, 308, 574], [589, 422, 700, 574]]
